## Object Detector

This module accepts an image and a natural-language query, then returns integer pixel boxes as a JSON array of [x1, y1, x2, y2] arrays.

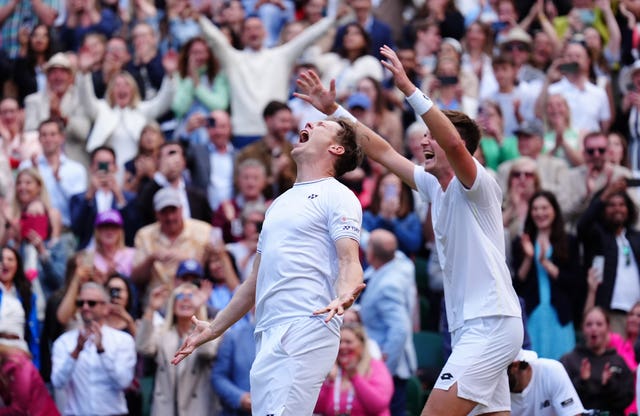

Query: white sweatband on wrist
[[330, 105, 357, 123], [406, 89, 434, 115]]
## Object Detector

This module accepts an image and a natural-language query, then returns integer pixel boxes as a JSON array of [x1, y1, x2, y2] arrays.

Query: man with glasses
[[559, 131, 634, 231], [51, 282, 136, 416]]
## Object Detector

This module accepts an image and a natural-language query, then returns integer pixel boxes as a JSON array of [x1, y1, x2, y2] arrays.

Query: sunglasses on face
[[76, 299, 105, 308], [175, 292, 194, 301], [510, 170, 535, 179], [504, 43, 528, 52], [585, 147, 607, 156]]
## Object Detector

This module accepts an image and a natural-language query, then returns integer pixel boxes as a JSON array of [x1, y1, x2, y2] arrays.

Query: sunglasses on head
[[76, 299, 105, 308], [585, 147, 607, 156], [510, 170, 535, 179]]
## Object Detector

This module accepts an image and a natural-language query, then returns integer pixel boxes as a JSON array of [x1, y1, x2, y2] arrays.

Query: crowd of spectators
[[3, 0, 640, 414]]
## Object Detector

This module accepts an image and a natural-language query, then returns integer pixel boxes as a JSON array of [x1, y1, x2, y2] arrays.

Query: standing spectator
[[314, 322, 394, 416], [185, 110, 235, 211], [462, 21, 498, 101], [11, 23, 58, 105], [131, 187, 212, 289], [211, 316, 255, 416], [225, 204, 264, 281], [578, 180, 640, 336], [171, 36, 230, 146], [411, 0, 465, 41], [69, 146, 137, 249], [332, 0, 395, 59], [77, 47, 177, 178], [198, 12, 338, 147], [622, 60, 640, 172], [607, 132, 629, 169], [136, 283, 219, 416], [0, 0, 59, 58], [356, 76, 403, 153], [543, 93, 583, 167], [51, 282, 136, 416], [358, 229, 417, 416], [123, 121, 164, 194], [498, 26, 546, 87], [166, 0, 201, 49], [91, 36, 135, 99], [608, 302, 640, 415], [502, 157, 542, 245], [23, 53, 92, 167], [511, 191, 579, 360], [560, 132, 633, 232], [126, 22, 165, 100], [477, 100, 519, 171], [136, 141, 212, 227], [60, 0, 121, 51], [560, 307, 635, 416], [0, 97, 41, 172]]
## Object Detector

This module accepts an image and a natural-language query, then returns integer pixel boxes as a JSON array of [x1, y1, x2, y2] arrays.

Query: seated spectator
[[560, 307, 634, 416], [136, 141, 211, 227], [462, 21, 498, 101], [422, 52, 478, 118], [606, 132, 630, 169], [88, 210, 137, 279], [126, 23, 166, 100], [77, 47, 177, 178], [508, 349, 585, 416], [0, 246, 39, 368], [136, 283, 220, 416], [211, 315, 255, 416], [70, 146, 137, 249], [477, 100, 519, 171], [608, 302, 640, 415], [355, 76, 403, 153], [166, 0, 201, 49], [502, 157, 541, 249], [51, 282, 136, 415], [23, 54, 92, 167], [225, 204, 264, 281], [212, 158, 268, 243], [363, 172, 422, 257], [0, 97, 41, 173], [91, 36, 135, 99], [0, 344, 60, 416], [131, 187, 212, 290], [511, 191, 579, 360], [171, 36, 230, 146], [314, 322, 394, 416], [543, 93, 583, 167], [123, 121, 164, 194]]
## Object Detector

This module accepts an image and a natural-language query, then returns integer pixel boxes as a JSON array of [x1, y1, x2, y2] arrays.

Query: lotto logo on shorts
[[561, 398, 574, 407], [440, 372, 453, 380]]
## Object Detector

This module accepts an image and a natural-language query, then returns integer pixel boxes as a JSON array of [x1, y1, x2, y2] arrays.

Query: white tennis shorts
[[250, 317, 339, 416], [434, 315, 523, 415]]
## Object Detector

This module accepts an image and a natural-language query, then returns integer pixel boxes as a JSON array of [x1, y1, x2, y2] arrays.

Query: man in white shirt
[[509, 350, 585, 416], [172, 111, 365, 416], [293, 48, 523, 416], [51, 282, 136, 416]]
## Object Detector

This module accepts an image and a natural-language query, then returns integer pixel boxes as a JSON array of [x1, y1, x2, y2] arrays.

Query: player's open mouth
[[299, 130, 310, 143], [424, 150, 435, 160]]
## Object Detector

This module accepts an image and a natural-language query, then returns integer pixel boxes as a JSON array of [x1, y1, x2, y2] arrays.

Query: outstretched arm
[[172, 253, 260, 365], [295, 71, 417, 190], [379, 45, 477, 188]]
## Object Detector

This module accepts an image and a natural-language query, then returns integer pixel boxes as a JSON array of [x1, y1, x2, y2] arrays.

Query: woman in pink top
[[89, 209, 136, 280], [314, 323, 394, 416], [608, 301, 640, 415]]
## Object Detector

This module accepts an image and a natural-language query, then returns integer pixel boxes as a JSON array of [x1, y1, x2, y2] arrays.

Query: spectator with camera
[[70, 146, 137, 249]]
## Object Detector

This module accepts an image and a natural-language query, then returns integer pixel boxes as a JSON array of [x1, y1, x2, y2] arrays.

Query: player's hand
[[313, 283, 366, 322], [380, 45, 415, 96], [171, 316, 214, 365], [294, 70, 338, 115]]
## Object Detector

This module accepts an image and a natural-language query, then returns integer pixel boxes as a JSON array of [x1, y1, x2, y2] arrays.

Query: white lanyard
[[333, 368, 355, 416]]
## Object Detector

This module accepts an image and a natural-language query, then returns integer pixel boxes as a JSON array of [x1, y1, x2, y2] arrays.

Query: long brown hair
[[177, 37, 219, 83]]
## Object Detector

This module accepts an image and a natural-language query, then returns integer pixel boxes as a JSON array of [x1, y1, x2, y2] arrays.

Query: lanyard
[[333, 368, 355, 416]]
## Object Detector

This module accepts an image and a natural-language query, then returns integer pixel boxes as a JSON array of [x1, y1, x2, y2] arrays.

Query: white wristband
[[329, 105, 357, 123], [406, 89, 434, 115]]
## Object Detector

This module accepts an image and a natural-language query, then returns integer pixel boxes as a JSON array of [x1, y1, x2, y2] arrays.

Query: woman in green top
[[478, 100, 520, 171]]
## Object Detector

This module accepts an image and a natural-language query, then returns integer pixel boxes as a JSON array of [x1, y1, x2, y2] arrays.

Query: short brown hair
[[442, 110, 481, 154], [329, 118, 363, 177]]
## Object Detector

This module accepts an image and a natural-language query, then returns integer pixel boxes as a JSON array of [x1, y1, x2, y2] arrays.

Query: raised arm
[[294, 70, 417, 190], [171, 253, 260, 365], [379, 45, 477, 188]]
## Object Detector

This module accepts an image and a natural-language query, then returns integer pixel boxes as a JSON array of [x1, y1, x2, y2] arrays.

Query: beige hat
[[44, 52, 73, 72], [153, 187, 183, 211], [500, 27, 532, 46]]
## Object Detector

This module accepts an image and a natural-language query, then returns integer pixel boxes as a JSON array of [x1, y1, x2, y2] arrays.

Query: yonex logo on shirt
[[440, 373, 453, 380]]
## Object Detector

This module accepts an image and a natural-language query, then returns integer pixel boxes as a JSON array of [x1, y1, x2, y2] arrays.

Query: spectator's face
[[582, 309, 609, 351], [349, 0, 372, 14], [242, 212, 264, 241], [493, 63, 516, 89], [416, 26, 441, 51], [47, 67, 73, 95], [38, 122, 64, 156], [0, 248, 18, 286], [532, 32, 554, 67], [397, 49, 417, 74], [95, 224, 122, 249], [30, 25, 49, 54], [107, 277, 128, 308], [140, 128, 164, 153], [583, 135, 608, 170], [241, 18, 265, 50], [529, 195, 555, 231], [626, 304, 640, 336], [91, 149, 117, 174], [188, 40, 210, 70], [303, 0, 326, 22], [104, 39, 130, 67], [545, 94, 569, 122], [83, 35, 106, 66], [159, 144, 185, 181], [497, 1, 517, 24], [281, 22, 305, 44], [508, 162, 537, 196], [237, 165, 267, 199], [207, 112, 232, 148], [221, 0, 245, 24], [604, 194, 628, 228], [516, 134, 543, 157], [565, 43, 589, 75], [343, 25, 366, 53], [174, 288, 197, 318], [132, 24, 157, 55], [583, 27, 602, 53], [606, 134, 625, 166], [465, 23, 486, 50], [503, 42, 529, 66], [112, 75, 134, 108], [77, 287, 108, 323], [15, 172, 41, 205], [356, 78, 377, 105], [266, 109, 293, 140], [157, 206, 184, 235], [338, 327, 364, 367], [0, 98, 19, 126]]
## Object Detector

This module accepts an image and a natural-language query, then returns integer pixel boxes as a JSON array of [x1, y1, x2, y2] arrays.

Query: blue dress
[[526, 243, 575, 360]]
